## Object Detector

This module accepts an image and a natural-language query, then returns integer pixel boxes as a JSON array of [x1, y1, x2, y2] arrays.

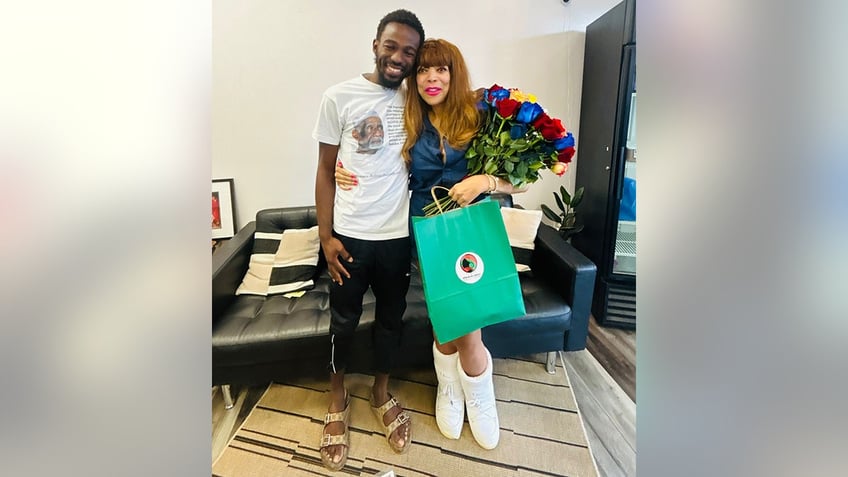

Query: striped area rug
[[213, 354, 598, 476]]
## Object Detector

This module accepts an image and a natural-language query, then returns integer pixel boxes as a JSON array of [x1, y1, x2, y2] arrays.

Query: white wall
[[213, 0, 622, 228]]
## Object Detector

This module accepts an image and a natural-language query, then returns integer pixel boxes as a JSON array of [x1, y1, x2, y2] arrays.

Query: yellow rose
[[551, 162, 568, 176], [509, 89, 537, 103]]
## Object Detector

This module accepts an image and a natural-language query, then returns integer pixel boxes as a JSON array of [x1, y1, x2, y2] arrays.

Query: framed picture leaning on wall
[[212, 178, 236, 240]]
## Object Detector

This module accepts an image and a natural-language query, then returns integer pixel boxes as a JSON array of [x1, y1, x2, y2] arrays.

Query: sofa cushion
[[213, 266, 571, 380], [213, 270, 437, 381], [213, 204, 592, 387], [236, 226, 321, 296], [215, 274, 333, 367], [501, 207, 543, 272]]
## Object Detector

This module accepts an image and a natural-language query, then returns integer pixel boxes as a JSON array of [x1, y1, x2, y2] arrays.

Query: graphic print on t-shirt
[[351, 111, 384, 154]]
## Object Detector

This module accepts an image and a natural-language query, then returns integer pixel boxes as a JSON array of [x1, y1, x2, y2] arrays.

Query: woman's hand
[[334, 161, 358, 190], [448, 175, 490, 207]]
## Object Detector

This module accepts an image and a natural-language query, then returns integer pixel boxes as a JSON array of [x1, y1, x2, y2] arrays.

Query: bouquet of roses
[[424, 84, 575, 216]]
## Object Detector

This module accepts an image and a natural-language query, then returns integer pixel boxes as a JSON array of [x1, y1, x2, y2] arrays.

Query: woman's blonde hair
[[402, 38, 481, 164]]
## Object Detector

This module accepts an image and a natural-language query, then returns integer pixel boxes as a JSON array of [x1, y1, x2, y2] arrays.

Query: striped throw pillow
[[236, 226, 321, 296]]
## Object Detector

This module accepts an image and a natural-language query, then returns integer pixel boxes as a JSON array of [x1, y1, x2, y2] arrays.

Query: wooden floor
[[212, 316, 636, 476], [584, 316, 636, 402], [562, 316, 636, 476]]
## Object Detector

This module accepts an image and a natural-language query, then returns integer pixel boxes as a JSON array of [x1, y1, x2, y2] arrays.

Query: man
[[312, 9, 424, 471]]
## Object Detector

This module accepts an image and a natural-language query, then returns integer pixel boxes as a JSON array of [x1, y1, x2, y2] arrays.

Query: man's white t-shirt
[[313, 75, 410, 240]]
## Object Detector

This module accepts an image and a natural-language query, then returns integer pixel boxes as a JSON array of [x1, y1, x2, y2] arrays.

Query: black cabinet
[[572, 0, 636, 329]]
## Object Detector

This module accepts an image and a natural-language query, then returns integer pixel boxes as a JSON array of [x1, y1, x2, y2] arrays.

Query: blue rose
[[491, 88, 510, 101], [488, 88, 510, 107], [510, 123, 528, 139], [554, 132, 575, 151], [516, 102, 543, 124]]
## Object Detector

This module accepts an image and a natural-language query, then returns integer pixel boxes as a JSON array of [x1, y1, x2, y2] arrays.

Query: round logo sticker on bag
[[455, 252, 484, 284]]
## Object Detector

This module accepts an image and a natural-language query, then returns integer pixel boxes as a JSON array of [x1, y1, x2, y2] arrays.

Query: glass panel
[[613, 64, 636, 276]]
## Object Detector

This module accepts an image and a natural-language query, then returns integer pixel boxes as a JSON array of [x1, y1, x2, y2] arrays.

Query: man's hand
[[322, 237, 353, 285]]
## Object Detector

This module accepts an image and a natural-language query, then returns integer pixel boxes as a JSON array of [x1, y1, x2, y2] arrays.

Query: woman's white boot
[[432, 343, 465, 439], [457, 349, 500, 449]]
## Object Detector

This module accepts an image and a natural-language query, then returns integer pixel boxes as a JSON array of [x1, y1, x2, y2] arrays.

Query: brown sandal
[[370, 393, 412, 454], [319, 390, 351, 471]]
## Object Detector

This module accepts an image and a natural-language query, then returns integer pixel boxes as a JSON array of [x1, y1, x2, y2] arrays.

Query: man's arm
[[316, 142, 353, 284]]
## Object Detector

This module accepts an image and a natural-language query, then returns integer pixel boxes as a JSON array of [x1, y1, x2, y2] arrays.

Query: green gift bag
[[412, 197, 526, 344]]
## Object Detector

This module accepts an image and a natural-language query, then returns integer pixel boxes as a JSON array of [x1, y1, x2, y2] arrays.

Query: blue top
[[408, 114, 472, 218]]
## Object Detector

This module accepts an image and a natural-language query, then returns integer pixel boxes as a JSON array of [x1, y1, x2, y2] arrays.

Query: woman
[[336, 38, 524, 450]]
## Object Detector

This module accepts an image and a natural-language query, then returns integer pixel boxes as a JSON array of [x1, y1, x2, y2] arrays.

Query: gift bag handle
[[430, 186, 452, 215]]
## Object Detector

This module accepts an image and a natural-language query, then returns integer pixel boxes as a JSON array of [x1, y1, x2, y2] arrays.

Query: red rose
[[558, 146, 575, 163], [496, 98, 520, 119], [531, 112, 550, 129], [551, 118, 565, 134], [534, 115, 566, 141], [487, 84, 506, 102]]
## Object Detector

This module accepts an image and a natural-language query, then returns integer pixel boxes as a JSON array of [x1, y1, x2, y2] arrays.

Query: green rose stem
[[472, 115, 508, 178], [492, 116, 509, 171], [495, 114, 507, 137]]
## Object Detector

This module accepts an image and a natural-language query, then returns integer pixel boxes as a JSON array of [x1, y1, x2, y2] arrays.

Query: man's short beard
[[378, 74, 403, 88], [374, 56, 405, 89]]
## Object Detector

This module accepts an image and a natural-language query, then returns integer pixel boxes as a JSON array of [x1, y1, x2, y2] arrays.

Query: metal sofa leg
[[546, 352, 557, 374], [221, 384, 235, 410]]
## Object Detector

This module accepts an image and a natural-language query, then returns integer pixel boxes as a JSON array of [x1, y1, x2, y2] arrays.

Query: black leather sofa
[[213, 202, 596, 405]]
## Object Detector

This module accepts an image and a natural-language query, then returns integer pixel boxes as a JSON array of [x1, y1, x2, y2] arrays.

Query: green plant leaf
[[504, 161, 514, 173], [553, 191, 565, 213], [541, 204, 561, 223], [559, 185, 572, 205], [516, 161, 528, 177], [571, 187, 584, 208], [560, 223, 585, 236], [500, 131, 511, 147]]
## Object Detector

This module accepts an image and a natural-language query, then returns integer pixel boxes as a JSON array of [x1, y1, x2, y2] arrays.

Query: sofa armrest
[[212, 221, 256, 321], [531, 224, 597, 351]]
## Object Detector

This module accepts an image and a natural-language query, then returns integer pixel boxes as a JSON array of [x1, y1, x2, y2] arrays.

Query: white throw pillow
[[500, 207, 543, 272]]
